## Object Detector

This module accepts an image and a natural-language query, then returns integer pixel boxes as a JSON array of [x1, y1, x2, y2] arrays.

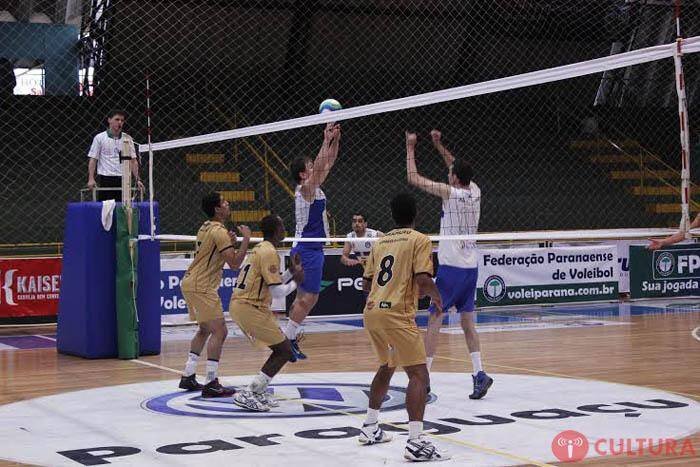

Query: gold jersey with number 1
[[231, 241, 282, 309], [363, 228, 433, 329]]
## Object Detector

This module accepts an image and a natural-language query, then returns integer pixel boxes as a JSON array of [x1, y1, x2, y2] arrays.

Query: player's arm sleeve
[[261, 249, 283, 286], [87, 134, 100, 159], [213, 228, 234, 253], [413, 235, 434, 277]]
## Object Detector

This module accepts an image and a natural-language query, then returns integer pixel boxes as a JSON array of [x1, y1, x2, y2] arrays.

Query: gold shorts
[[181, 289, 223, 324], [364, 324, 426, 369], [229, 301, 286, 348]]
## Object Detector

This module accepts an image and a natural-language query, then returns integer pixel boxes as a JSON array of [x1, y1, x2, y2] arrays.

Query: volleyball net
[[139, 36, 700, 245]]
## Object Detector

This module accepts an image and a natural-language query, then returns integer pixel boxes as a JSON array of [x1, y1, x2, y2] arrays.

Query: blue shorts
[[428, 265, 478, 313], [290, 246, 325, 294]]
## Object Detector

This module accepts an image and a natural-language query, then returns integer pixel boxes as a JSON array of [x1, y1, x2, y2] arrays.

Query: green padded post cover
[[115, 206, 139, 359]]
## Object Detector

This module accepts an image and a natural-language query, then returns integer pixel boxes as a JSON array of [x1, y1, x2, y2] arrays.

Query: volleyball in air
[[319, 98, 342, 113]]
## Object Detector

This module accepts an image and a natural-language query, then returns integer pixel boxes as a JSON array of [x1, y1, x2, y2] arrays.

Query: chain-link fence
[[1, 0, 699, 245]]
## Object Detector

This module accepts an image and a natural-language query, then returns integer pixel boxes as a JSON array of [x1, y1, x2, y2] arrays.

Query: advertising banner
[[0, 257, 62, 318], [160, 254, 285, 324], [476, 246, 619, 306], [286, 252, 367, 316], [629, 244, 700, 298]]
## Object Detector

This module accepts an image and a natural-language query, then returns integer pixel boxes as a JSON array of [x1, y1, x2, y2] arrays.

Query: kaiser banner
[[477, 246, 618, 306], [629, 244, 700, 298], [0, 257, 62, 318]]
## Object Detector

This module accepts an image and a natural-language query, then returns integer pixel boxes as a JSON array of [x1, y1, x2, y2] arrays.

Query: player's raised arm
[[430, 129, 455, 168], [307, 123, 341, 192], [406, 131, 451, 200]]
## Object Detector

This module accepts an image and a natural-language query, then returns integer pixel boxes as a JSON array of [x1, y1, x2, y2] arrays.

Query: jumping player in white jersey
[[341, 212, 384, 268], [406, 129, 493, 400], [284, 123, 342, 361]]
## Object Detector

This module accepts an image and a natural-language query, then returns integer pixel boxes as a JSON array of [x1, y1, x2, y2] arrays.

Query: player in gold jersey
[[230, 215, 304, 412], [178, 192, 251, 398], [357, 193, 449, 462]]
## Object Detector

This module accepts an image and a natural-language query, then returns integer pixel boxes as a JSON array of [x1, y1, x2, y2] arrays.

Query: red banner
[[0, 258, 62, 317]]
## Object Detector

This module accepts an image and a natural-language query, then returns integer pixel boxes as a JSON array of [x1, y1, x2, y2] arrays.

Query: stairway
[[571, 137, 696, 227], [185, 151, 268, 237]]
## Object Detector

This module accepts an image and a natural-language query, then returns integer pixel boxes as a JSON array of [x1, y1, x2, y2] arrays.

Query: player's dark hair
[[260, 214, 281, 239], [107, 109, 126, 119], [390, 193, 417, 226], [202, 192, 222, 218], [290, 156, 311, 184], [352, 212, 366, 222], [452, 159, 473, 186]]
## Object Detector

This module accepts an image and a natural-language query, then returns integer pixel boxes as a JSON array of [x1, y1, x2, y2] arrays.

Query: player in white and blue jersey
[[405, 129, 493, 400], [341, 212, 383, 269], [284, 123, 342, 361]]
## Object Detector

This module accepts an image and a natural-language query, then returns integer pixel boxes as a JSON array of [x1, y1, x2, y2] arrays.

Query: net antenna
[[673, 0, 692, 237], [145, 72, 156, 239]]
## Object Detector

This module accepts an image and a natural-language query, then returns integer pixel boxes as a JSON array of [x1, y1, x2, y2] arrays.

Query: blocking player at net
[[230, 215, 304, 412], [406, 129, 493, 400], [178, 192, 251, 397], [341, 211, 384, 269], [358, 193, 449, 462], [285, 122, 342, 361]]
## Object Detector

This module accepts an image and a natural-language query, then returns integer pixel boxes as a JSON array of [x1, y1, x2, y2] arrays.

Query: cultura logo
[[552, 430, 589, 462], [483, 275, 506, 303], [655, 252, 675, 277], [319, 280, 334, 293]]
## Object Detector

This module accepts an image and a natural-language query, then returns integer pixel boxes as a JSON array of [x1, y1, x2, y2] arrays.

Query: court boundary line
[[692, 326, 700, 343], [434, 355, 700, 400], [128, 358, 553, 467]]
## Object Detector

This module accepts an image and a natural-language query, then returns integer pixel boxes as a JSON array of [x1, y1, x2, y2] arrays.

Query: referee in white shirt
[[86, 110, 144, 201]]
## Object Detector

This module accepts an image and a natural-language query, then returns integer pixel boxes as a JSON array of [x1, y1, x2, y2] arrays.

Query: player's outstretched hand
[[290, 253, 305, 284], [228, 230, 237, 244], [325, 122, 341, 143], [430, 129, 441, 144], [646, 239, 663, 250], [406, 131, 417, 147], [237, 224, 251, 240]]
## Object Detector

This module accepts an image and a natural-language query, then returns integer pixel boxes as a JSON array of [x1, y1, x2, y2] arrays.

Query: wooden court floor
[[1, 307, 699, 466]]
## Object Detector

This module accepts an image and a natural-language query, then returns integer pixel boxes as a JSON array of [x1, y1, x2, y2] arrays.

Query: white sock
[[206, 359, 219, 383], [364, 408, 379, 426], [426, 357, 433, 371], [284, 319, 301, 340], [250, 371, 272, 393], [408, 421, 423, 440], [470, 351, 483, 375], [184, 351, 199, 377]]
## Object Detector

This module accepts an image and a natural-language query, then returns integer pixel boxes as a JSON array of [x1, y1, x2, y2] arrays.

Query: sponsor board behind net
[[477, 245, 618, 307], [630, 244, 700, 298], [0, 257, 62, 318]]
